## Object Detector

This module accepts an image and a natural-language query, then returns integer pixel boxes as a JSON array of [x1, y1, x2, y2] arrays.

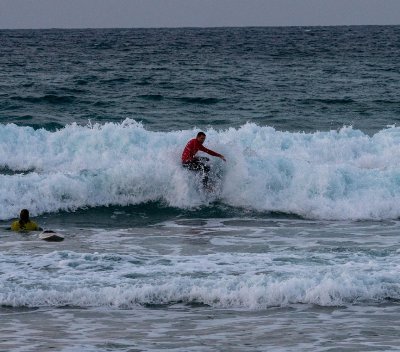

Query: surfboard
[[39, 230, 64, 242]]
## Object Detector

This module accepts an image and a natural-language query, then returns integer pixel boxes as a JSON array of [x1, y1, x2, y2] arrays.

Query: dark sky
[[0, 0, 400, 29]]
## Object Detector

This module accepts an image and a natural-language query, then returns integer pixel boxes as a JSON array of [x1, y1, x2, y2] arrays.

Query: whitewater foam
[[2, 120, 400, 220], [1, 249, 399, 309]]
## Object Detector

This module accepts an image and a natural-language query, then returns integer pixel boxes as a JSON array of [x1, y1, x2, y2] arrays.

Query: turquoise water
[[1, 26, 400, 351]]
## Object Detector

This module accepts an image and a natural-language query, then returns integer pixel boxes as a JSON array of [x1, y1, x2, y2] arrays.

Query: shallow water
[[1, 215, 400, 350], [2, 304, 400, 351]]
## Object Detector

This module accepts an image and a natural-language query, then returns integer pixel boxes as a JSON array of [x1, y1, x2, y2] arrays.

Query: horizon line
[[1, 23, 399, 31]]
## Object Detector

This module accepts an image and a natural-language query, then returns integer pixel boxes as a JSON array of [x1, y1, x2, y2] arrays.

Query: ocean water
[[1, 26, 400, 351]]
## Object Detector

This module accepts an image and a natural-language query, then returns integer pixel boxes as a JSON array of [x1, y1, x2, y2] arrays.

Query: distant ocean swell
[[1, 250, 399, 309], [2, 119, 400, 220]]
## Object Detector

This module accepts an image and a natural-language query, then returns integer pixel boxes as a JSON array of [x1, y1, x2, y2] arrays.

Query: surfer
[[11, 209, 41, 231], [181, 132, 226, 187]]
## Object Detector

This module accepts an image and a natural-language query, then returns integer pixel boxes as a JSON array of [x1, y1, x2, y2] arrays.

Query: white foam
[[0, 250, 399, 309], [2, 120, 400, 220]]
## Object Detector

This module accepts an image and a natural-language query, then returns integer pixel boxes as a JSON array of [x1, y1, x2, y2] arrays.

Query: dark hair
[[197, 132, 206, 138], [19, 209, 30, 228]]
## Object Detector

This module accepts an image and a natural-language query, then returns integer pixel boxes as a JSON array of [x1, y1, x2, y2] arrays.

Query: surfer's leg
[[182, 161, 200, 171], [193, 160, 210, 186], [200, 164, 210, 187], [192, 158, 210, 186], [183, 160, 210, 187]]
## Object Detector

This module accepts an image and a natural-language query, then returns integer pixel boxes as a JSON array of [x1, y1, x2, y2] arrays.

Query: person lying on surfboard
[[11, 209, 42, 231], [181, 132, 226, 187]]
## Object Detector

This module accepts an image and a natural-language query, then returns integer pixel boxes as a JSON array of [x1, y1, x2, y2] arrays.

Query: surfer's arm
[[10, 221, 19, 231], [199, 145, 226, 161]]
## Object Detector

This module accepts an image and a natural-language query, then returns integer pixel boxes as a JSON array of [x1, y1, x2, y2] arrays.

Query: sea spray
[[2, 120, 400, 220]]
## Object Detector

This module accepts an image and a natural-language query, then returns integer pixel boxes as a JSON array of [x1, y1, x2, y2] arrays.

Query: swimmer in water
[[11, 209, 41, 231]]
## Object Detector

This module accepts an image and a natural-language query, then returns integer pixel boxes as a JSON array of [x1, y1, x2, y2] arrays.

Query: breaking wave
[[1, 250, 399, 309], [2, 119, 400, 220]]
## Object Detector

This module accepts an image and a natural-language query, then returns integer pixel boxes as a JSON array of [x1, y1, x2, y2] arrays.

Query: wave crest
[[1, 120, 400, 220]]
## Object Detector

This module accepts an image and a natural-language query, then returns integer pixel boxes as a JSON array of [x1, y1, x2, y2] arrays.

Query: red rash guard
[[181, 138, 221, 163]]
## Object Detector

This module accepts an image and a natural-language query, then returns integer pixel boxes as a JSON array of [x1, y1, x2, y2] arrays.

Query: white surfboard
[[39, 230, 64, 242]]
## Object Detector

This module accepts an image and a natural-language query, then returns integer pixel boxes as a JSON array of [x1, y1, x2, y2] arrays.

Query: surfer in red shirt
[[182, 132, 226, 187]]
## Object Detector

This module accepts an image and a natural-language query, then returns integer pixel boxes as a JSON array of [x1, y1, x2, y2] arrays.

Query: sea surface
[[1, 26, 400, 351]]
